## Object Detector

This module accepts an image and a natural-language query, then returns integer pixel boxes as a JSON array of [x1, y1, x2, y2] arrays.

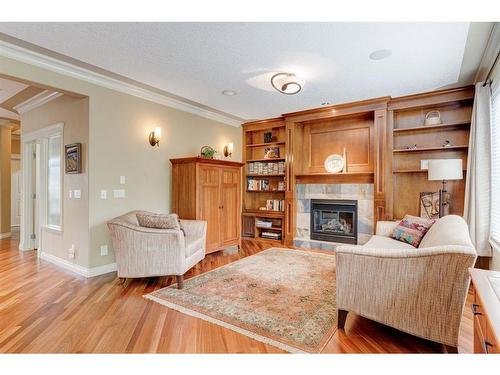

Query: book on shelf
[[265, 199, 285, 212], [261, 232, 281, 240], [256, 220, 273, 227], [248, 161, 285, 175], [247, 178, 270, 191]]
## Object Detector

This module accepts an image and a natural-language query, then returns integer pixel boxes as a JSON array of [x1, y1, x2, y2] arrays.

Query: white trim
[[87, 263, 118, 278], [14, 90, 63, 114], [0, 39, 242, 127], [39, 251, 117, 278], [0, 232, 12, 239], [22, 122, 64, 143]]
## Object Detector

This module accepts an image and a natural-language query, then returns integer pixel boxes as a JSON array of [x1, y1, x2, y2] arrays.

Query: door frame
[[10, 153, 22, 228], [20, 122, 64, 252]]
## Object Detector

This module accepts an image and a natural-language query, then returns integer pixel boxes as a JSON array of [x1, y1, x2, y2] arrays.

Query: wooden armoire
[[170, 157, 243, 254]]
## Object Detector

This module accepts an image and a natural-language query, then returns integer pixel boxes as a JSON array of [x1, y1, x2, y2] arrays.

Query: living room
[[0, 2, 499, 374]]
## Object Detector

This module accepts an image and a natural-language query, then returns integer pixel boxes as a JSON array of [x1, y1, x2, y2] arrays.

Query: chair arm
[[180, 219, 207, 239], [375, 221, 399, 237], [107, 220, 183, 235], [336, 244, 477, 258], [335, 244, 477, 347]]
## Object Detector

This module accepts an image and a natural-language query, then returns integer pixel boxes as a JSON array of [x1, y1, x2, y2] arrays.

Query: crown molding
[[0, 107, 19, 121], [14, 89, 63, 114], [0, 39, 243, 127]]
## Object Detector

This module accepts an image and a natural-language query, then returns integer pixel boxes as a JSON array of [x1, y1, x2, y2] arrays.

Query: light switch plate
[[69, 190, 73, 198], [120, 176, 126, 185], [113, 189, 126, 198], [100, 245, 108, 256], [100, 190, 107, 199], [74, 190, 81, 199]]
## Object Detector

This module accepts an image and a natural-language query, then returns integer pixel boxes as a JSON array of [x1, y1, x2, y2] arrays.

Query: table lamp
[[427, 159, 463, 217]]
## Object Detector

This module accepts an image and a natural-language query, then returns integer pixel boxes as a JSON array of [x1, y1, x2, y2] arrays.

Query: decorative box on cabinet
[[170, 157, 244, 254]]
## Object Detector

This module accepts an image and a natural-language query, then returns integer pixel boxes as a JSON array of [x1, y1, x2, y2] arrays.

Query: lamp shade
[[427, 159, 463, 181]]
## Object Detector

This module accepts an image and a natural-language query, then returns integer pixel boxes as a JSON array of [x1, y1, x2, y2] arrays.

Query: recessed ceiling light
[[369, 49, 392, 60], [222, 90, 237, 96]]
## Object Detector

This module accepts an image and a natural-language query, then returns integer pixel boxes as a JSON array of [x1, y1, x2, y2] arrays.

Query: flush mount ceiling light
[[270, 73, 304, 95], [369, 49, 392, 60], [222, 90, 237, 96]]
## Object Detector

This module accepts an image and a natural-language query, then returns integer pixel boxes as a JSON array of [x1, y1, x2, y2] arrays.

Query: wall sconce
[[223, 142, 234, 157], [149, 127, 161, 147]]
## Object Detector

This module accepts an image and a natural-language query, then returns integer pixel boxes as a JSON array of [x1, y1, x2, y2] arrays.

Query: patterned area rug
[[145, 248, 337, 353]]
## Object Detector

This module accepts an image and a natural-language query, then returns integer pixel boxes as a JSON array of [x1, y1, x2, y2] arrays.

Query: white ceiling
[[0, 23, 476, 120]]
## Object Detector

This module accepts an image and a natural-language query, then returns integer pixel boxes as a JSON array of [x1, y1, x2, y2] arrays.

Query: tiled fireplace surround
[[294, 184, 374, 250]]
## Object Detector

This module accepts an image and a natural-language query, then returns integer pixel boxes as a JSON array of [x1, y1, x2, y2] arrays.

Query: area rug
[[144, 248, 337, 353]]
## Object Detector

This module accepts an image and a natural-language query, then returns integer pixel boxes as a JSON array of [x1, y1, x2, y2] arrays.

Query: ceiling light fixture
[[222, 90, 237, 96], [270, 73, 304, 95], [369, 49, 392, 60]]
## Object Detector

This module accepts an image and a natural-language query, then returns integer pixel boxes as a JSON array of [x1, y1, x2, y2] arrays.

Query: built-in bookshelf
[[389, 88, 473, 220], [241, 118, 287, 243]]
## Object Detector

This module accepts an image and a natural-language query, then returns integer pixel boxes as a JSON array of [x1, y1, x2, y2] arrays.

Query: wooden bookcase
[[241, 118, 287, 244], [387, 87, 474, 219]]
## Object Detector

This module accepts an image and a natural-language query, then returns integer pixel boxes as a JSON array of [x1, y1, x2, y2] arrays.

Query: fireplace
[[310, 199, 358, 244]]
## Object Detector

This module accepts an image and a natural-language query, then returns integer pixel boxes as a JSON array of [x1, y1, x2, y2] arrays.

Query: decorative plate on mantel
[[324, 154, 345, 173]]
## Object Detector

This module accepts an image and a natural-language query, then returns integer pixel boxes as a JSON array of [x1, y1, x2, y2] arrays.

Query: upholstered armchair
[[335, 215, 477, 353], [107, 211, 207, 288]]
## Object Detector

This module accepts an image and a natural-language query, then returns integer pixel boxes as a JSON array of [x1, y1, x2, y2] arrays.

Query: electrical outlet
[[120, 176, 126, 185], [68, 245, 75, 259], [100, 190, 107, 199], [113, 189, 126, 198], [100, 245, 108, 256], [74, 190, 81, 199]]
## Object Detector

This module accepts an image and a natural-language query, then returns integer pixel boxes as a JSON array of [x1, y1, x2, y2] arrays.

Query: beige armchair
[[335, 215, 477, 352], [107, 211, 207, 288]]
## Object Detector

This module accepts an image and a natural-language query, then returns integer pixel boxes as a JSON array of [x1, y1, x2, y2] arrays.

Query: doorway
[[10, 153, 21, 239], [20, 123, 63, 253]]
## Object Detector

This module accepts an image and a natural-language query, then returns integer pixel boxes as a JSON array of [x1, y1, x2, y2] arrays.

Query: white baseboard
[[0, 232, 11, 239], [39, 252, 117, 278]]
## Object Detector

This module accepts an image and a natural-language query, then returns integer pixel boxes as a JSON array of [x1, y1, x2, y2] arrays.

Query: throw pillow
[[136, 213, 183, 233], [391, 214, 435, 247]]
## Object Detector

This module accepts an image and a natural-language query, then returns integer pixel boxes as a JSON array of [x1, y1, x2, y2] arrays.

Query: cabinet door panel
[[199, 166, 221, 251], [220, 167, 240, 244]]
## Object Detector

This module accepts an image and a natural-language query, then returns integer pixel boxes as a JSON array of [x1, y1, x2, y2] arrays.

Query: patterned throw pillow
[[136, 213, 182, 232], [391, 214, 436, 247]]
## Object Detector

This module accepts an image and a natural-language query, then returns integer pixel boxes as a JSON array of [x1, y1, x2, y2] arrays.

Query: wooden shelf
[[393, 121, 470, 134], [246, 174, 285, 177], [256, 237, 282, 243], [295, 172, 374, 184], [256, 226, 282, 231], [246, 190, 285, 193], [246, 142, 285, 148], [243, 209, 285, 216], [393, 145, 468, 153], [393, 169, 467, 174], [247, 158, 285, 162]]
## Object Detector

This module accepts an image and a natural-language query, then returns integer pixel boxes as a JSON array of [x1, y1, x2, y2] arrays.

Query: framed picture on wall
[[65, 143, 82, 174]]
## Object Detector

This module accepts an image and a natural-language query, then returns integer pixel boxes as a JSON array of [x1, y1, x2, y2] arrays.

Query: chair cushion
[[363, 235, 416, 250], [185, 235, 204, 257], [391, 214, 435, 247], [136, 213, 182, 231]]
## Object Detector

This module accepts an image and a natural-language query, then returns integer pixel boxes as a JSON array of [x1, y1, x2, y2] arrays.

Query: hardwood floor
[[0, 236, 473, 353]]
